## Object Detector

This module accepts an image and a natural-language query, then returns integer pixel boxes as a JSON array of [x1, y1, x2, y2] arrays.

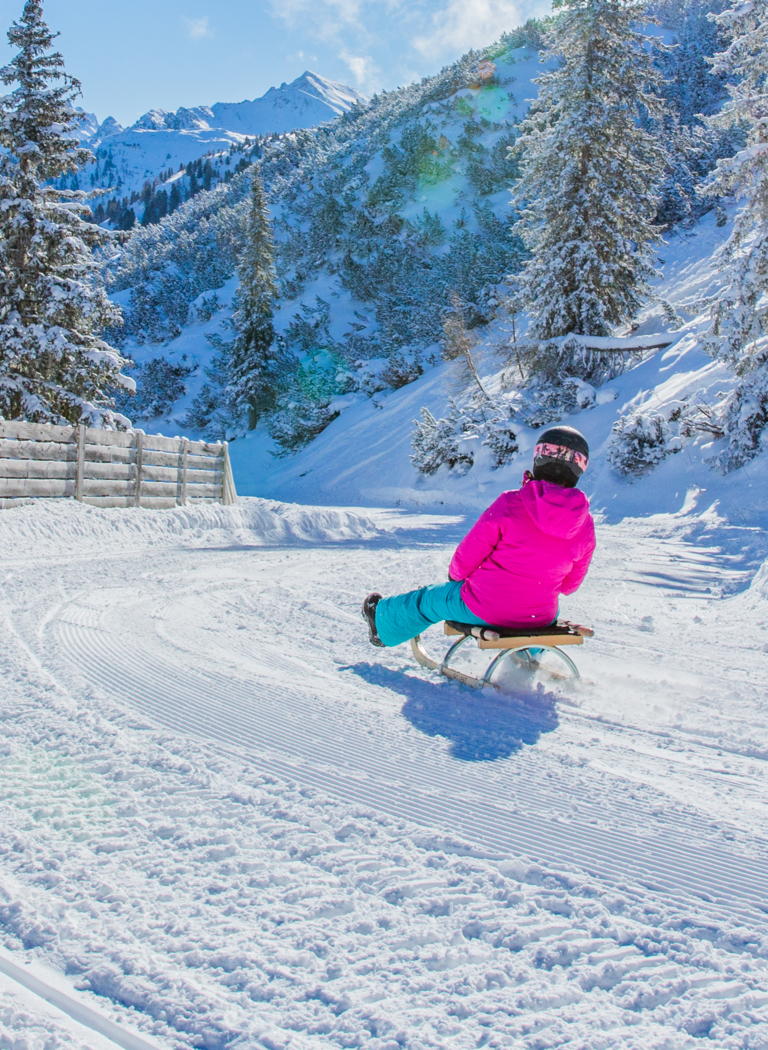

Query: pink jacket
[[448, 480, 596, 628]]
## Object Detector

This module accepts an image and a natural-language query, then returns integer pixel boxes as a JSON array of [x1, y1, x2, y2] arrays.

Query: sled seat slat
[[444, 619, 592, 650]]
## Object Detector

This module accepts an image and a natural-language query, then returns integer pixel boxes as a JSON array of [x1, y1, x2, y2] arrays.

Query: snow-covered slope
[[76, 72, 365, 205], [214, 209, 764, 539], [111, 42, 540, 396]]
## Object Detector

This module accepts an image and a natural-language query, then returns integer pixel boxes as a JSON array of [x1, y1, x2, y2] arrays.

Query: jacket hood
[[519, 479, 591, 539]]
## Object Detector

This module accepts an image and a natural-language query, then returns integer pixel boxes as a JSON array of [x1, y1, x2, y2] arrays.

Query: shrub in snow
[[0, 0, 130, 426], [411, 396, 518, 476], [411, 406, 474, 476], [268, 398, 340, 455], [699, 0, 768, 471], [191, 293, 220, 323], [346, 358, 390, 397], [482, 415, 520, 469], [380, 349, 423, 389], [116, 356, 195, 420], [677, 395, 725, 440], [521, 373, 597, 430], [608, 410, 681, 477], [708, 370, 768, 467], [286, 297, 333, 354], [183, 352, 231, 437], [510, 0, 668, 368], [267, 348, 351, 454]]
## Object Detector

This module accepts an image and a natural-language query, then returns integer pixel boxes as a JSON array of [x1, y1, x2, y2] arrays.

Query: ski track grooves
[[55, 610, 768, 930], [0, 946, 163, 1050]]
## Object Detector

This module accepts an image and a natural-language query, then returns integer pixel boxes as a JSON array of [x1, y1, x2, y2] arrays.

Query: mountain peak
[[125, 72, 366, 137]]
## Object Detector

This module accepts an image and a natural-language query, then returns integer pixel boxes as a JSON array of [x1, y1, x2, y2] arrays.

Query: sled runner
[[410, 619, 594, 688]]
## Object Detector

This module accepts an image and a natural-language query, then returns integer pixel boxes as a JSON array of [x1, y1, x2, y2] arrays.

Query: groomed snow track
[[4, 501, 768, 1049], [25, 508, 766, 935], [54, 604, 768, 927]]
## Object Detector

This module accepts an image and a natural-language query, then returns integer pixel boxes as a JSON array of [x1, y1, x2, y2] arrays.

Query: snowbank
[[0, 497, 382, 562]]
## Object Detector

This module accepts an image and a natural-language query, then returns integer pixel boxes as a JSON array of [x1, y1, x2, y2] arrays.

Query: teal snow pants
[[374, 580, 490, 648]]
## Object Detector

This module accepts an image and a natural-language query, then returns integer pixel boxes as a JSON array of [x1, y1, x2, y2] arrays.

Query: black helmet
[[532, 425, 589, 488]]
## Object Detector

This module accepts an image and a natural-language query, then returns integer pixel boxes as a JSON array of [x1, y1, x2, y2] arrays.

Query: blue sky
[[0, 0, 550, 125]]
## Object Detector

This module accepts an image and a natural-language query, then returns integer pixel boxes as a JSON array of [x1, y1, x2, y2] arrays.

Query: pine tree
[[511, 0, 669, 349], [187, 166, 284, 436], [649, 0, 740, 231], [141, 194, 159, 226], [701, 0, 768, 469], [226, 167, 282, 429], [0, 0, 129, 425], [120, 207, 136, 231]]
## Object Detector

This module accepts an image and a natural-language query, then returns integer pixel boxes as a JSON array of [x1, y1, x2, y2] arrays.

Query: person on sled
[[362, 425, 596, 648]]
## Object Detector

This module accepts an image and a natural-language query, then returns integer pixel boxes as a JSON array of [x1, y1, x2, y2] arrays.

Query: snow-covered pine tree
[[222, 166, 282, 431], [512, 0, 668, 366], [0, 0, 130, 426], [701, 0, 768, 469], [649, 0, 741, 231]]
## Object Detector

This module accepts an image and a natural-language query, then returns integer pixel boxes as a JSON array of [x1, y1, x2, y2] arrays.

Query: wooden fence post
[[134, 430, 144, 508], [179, 437, 188, 506], [75, 425, 86, 502], [221, 442, 237, 506]]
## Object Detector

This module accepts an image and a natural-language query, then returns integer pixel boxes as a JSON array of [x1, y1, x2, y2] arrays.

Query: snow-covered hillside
[[109, 10, 733, 456], [225, 209, 761, 521], [70, 72, 365, 219], [109, 40, 540, 399]]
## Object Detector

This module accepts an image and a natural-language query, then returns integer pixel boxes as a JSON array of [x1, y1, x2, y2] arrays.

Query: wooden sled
[[411, 619, 594, 689]]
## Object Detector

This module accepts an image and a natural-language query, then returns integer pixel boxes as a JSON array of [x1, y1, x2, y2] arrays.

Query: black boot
[[361, 592, 384, 647]]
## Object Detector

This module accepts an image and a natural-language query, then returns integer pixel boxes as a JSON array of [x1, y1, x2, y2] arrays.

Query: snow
[[0, 966, 117, 1050], [1, 490, 768, 1048], [6, 201, 768, 1041], [0, 944, 160, 1050], [4, 31, 768, 1050]]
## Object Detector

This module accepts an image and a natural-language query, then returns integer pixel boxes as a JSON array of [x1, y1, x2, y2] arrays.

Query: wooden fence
[[0, 420, 237, 509]]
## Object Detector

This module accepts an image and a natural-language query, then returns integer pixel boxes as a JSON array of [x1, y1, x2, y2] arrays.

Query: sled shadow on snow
[[345, 662, 559, 762]]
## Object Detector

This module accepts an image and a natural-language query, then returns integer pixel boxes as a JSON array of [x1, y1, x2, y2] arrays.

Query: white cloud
[[413, 0, 549, 57], [341, 51, 379, 88], [270, 0, 408, 42], [183, 16, 213, 40], [272, 0, 365, 32]]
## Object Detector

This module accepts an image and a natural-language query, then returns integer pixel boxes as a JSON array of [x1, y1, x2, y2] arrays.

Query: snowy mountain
[[109, 38, 534, 359], [71, 72, 366, 218], [125, 72, 365, 135], [82, 71, 365, 143], [109, 8, 733, 442]]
